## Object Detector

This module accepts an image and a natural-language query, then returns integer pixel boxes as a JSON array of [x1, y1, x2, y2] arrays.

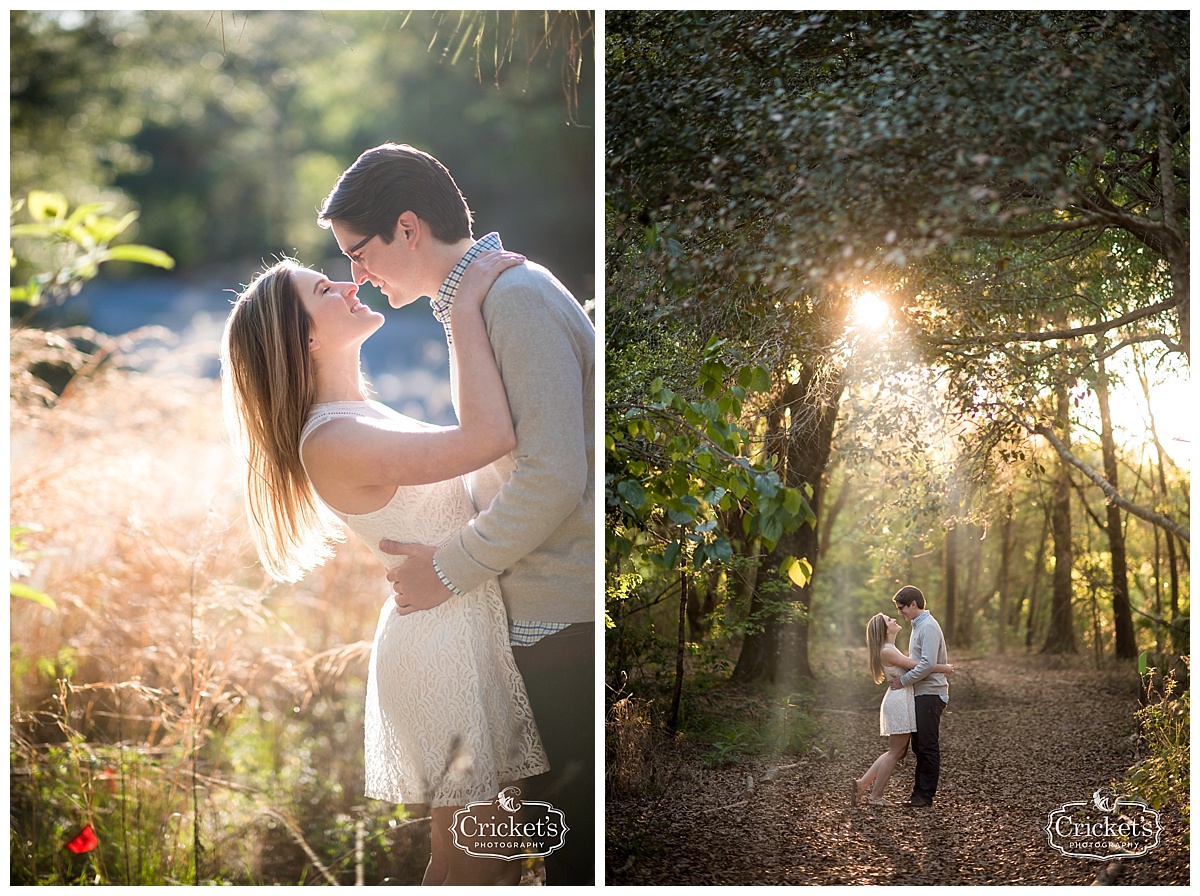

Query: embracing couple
[[853, 585, 952, 810], [220, 144, 594, 885]]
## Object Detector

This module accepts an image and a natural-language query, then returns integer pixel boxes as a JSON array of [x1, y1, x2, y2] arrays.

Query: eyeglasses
[[347, 232, 374, 254], [344, 232, 377, 267]]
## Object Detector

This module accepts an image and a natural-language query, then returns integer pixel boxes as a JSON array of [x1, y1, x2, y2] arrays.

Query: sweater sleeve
[[432, 268, 591, 596], [899, 624, 936, 687]]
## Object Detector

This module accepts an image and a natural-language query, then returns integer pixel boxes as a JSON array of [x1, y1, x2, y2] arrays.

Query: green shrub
[[1125, 658, 1189, 825]]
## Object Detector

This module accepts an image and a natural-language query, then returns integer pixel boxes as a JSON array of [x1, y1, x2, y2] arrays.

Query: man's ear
[[396, 210, 420, 248]]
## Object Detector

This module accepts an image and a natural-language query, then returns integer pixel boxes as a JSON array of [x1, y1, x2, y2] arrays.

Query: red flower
[[66, 824, 98, 853]]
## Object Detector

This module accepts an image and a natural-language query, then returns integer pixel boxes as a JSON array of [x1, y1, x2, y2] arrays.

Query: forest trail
[[607, 654, 1188, 886]]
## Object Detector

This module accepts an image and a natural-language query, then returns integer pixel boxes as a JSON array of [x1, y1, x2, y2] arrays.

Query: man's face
[[330, 219, 423, 310], [894, 601, 920, 623]]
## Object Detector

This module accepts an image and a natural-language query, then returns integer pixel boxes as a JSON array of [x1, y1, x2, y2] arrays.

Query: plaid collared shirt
[[431, 231, 567, 647], [510, 619, 571, 648], [430, 231, 503, 344]]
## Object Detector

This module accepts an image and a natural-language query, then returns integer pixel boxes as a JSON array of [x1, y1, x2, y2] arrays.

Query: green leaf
[[27, 190, 69, 222], [617, 479, 647, 510], [664, 541, 682, 569], [64, 202, 111, 226], [10, 581, 56, 611], [8, 223, 58, 240], [784, 555, 812, 588], [10, 281, 40, 305], [606, 533, 632, 556], [98, 244, 176, 269], [738, 365, 772, 393], [666, 505, 696, 525], [782, 487, 805, 515], [760, 514, 783, 547], [754, 471, 780, 500], [82, 209, 138, 245]]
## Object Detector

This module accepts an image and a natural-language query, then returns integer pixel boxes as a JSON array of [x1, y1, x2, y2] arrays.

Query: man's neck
[[428, 237, 478, 291]]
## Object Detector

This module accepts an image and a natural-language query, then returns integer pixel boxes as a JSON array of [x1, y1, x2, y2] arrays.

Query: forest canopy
[[605, 11, 1188, 696]]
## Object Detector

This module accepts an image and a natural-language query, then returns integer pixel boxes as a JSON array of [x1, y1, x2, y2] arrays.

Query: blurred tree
[[10, 10, 594, 297]]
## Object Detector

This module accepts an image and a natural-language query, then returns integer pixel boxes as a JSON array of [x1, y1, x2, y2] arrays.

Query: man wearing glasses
[[318, 143, 595, 885]]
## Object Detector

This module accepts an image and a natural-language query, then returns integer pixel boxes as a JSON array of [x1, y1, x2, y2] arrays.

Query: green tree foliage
[[10, 10, 594, 295], [606, 11, 1188, 689], [11, 191, 174, 314], [608, 339, 813, 575]]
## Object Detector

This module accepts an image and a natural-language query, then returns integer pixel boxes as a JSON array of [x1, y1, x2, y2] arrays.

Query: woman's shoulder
[[302, 401, 422, 445]]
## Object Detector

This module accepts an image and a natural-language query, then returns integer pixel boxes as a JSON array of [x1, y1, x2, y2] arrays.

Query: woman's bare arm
[[879, 644, 954, 673], [302, 251, 524, 513]]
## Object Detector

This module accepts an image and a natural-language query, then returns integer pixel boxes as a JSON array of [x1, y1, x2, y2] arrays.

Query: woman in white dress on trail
[[220, 249, 547, 884], [852, 613, 953, 808]]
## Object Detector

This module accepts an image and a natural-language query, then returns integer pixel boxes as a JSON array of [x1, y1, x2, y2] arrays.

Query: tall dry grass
[[10, 328, 427, 884]]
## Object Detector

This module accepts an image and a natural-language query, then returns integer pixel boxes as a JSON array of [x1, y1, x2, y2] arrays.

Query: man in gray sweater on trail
[[888, 585, 949, 808], [318, 143, 594, 884]]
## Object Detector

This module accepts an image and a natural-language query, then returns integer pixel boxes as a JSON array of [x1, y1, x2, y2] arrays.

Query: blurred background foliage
[[11, 9, 594, 297]]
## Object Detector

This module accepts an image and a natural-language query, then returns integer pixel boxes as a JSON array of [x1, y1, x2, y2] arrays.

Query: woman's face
[[885, 616, 900, 636], [292, 267, 384, 352]]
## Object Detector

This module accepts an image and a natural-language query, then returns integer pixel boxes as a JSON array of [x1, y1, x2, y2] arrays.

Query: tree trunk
[[957, 523, 983, 648], [1137, 351, 1184, 623], [667, 570, 689, 734], [1042, 385, 1077, 654], [1025, 503, 1051, 648], [818, 471, 849, 559], [942, 523, 959, 649], [1095, 357, 1138, 659], [996, 496, 1015, 653], [732, 371, 842, 685], [1153, 55, 1190, 362], [687, 574, 718, 641]]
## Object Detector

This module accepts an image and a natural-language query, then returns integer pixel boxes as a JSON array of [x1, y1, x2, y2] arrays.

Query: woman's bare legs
[[427, 805, 522, 886], [422, 806, 450, 885], [856, 734, 910, 801]]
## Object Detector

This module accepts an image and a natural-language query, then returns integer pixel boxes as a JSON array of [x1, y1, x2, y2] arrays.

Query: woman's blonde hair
[[865, 613, 889, 684], [220, 259, 342, 582]]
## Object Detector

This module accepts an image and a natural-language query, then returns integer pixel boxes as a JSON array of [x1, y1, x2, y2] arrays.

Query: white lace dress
[[879, 662, 918, 736], [300, 400, 548, 808]]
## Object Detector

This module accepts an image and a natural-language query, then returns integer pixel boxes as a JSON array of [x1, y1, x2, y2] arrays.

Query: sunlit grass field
[[9, 330, 431, 884]]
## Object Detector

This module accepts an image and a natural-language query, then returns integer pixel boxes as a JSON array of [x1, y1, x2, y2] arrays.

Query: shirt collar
[[912, 610, 929, 625], [430, 232, 503, 337]]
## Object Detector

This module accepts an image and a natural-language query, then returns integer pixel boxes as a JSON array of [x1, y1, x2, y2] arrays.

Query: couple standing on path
[[853, 586, 952, 809], [221, 144, 594, 884]]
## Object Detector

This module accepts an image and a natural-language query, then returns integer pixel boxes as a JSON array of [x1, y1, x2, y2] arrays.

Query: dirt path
[[606, 655, 1188, 885]]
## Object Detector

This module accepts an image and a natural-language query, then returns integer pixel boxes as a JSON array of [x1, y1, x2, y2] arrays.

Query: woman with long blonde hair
[[852, 612, 953, 808], [221, 250, 546, 884]]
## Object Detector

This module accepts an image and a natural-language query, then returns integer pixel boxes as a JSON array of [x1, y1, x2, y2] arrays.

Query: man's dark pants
[[512, 622, 594, 885], [911, 694, 945, 803]]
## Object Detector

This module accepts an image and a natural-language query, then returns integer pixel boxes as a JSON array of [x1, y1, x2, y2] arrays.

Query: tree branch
[[926, 299, 1177, 348], [957, 214, 1109, 241], [1026, 419, 1189, 543]]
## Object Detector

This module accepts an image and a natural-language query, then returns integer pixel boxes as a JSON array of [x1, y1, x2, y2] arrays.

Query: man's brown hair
[[892, 585, 925, 609]]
